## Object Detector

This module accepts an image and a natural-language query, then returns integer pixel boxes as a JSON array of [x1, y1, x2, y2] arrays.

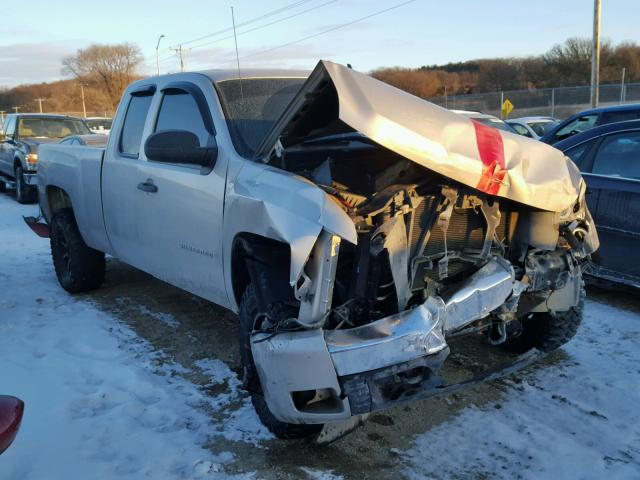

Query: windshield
[[86, 118, 112, 130], [215, 78, 306, 157], [18, 117, 91, 138], [472, 116, 516, 133], [528, 120, 557, 137]]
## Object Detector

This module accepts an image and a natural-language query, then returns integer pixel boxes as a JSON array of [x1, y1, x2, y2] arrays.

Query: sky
[[1, 0, 639, 88]]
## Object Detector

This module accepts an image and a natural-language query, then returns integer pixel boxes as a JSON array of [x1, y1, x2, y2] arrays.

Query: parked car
[[85, 117, 112, 135], [540, 103, 640, 145], [507, 116, 559, 139], [37, 61, 598, 440], [451, 110, 518, 133], [0, 396, 24, 455], [59, 134, 109, 147], [0, 114, 92, 203], [555, 119, 640, 288]]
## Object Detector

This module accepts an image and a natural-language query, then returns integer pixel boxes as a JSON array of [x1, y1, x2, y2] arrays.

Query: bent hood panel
[[260, 61, 582, 213]]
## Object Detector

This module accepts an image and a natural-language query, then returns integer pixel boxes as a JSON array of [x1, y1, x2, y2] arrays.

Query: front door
[[102, 79, 229, 306], [583, 130, 640, 282]]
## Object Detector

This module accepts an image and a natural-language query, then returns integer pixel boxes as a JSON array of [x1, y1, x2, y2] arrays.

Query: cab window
[[592, 132, 640, 179], [3, 116, 16, 137], [119, 92, 154, 157], [154, 89, 210, 147]]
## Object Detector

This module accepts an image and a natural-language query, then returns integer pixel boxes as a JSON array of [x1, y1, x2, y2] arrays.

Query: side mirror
[[0, 396, 24, 455], [144, 130, 217, 168]]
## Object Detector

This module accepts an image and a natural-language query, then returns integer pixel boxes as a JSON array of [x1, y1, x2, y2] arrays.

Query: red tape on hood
[[472, 120, 506, 196]]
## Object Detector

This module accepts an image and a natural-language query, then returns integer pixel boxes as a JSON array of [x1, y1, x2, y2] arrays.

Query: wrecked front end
[[244, 61, 598, 426]]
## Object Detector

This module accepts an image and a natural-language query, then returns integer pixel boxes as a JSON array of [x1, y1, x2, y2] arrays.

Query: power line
[[188, 0, 338, 51], [234, 0, 418, 63], [177, 0, 316, 47]]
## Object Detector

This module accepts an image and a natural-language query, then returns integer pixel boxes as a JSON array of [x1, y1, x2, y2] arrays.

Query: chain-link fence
[[430, 83, 640, 120]]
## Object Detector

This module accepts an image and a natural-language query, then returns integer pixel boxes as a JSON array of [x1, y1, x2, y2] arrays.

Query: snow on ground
[[1, 192, 639, 480], [399, 301, 640, 479], [0, 196, 264, 479]]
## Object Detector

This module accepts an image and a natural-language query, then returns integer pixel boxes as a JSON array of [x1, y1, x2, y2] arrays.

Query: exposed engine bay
[[268, 140, 591, 337]]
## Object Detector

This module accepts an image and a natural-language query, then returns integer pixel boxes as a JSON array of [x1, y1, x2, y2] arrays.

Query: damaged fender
[[223, 161, 357, 311]]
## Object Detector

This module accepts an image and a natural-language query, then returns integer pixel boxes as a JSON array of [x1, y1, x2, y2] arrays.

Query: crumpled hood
[[258, 61, 583, 213]]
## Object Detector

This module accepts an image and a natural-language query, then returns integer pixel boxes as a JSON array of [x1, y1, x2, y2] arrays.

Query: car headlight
[[25, 153, 38, 169]]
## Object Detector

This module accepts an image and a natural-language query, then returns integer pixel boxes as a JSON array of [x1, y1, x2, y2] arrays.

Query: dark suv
[[0, 114, 91, 203], [540, 103, 640, 145]]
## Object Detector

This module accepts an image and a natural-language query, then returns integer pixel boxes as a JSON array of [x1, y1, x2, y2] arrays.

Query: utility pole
[[0, 111, 6, 122], [620, 67, 626, 104], [170, 45, 190, 72], [78, 84, 87, 118], [590, 0, 601, 108], [156, 34, 166, 76], [34, 98, 47, 113], [12, 106, 20, 113]]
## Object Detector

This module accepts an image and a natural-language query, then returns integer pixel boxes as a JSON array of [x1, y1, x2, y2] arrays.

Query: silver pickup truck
[[37, 61, 599, 439]]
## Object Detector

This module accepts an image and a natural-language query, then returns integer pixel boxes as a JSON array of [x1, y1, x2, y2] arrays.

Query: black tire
[[239, 284, 323, 439], [501, 289, 584, 354], [14, 165, 37, 204], [50, 208, 105, 293], [0, 178, 6, 193]]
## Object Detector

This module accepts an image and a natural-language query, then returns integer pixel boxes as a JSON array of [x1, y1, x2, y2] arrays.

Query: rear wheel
[[501, 290, 584, 354], [239, 284, 323, 439], [14, 165, 36, 204], [50, 208, 105, 293]]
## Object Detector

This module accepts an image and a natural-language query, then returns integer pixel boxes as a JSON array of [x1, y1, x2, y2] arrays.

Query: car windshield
[[528, 120, 558, 137], [473, 116, 516, 133], [86, 119, 112, 130], [215, 78, 306, 157], [18, 117, 91, 138]]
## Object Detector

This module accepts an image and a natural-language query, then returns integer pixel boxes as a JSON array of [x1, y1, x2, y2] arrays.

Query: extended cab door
[[102, 77, 230, 306], [581, 130, 640, 282]]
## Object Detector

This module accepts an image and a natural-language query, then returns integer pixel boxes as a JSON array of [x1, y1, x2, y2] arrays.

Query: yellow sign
[[502, 99, 514, 118]]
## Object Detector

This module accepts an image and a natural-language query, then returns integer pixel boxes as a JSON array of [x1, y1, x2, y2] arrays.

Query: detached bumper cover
[[251, 258, 517, 424]]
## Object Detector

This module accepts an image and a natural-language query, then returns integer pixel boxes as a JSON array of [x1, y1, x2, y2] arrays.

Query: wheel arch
[[44, 185, 74, 223], [230, 232, 294, 313]]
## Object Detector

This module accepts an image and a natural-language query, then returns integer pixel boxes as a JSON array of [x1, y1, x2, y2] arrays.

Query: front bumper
[[251, 258, 517, 424]]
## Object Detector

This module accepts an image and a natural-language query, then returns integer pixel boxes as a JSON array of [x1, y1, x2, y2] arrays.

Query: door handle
[[137, 179, 158, 193]]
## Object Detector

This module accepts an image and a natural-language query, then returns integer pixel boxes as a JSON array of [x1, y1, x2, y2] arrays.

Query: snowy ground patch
[[0, 196, 259, 478], [398, 300, 640, 479]]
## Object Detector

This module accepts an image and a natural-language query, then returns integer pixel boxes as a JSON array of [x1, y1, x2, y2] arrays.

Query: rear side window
[[509, 123, 531, 137], [120, 93, 153, 157], [155, 90, 210, 146], [555, 114, 598, 141], [592, 132, 640, 179], [601, 110, 640, 124]]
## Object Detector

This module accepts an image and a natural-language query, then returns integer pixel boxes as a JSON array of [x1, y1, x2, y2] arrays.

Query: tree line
[[372, 38, 640, 99], [1, 37, 639, 117], [0, 43, 143, 117]]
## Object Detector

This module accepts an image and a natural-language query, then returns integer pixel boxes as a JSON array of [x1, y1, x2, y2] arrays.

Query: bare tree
[[62, 43, 143, 109]]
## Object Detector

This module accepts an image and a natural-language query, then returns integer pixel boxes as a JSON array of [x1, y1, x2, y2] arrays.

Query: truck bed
[[38, 144, 111, 254]]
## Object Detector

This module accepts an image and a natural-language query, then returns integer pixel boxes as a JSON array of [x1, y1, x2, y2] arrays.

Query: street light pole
[[34, 98, 46, 113], [78, 84, 87, 118], [156, 34, 166, 76], [12, 106, 20, 113], [590, 0, 602, 108]]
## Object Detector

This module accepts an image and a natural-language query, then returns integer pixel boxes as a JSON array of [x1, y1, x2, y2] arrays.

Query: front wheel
[[501, 290, 584, 354], [15, 165, 36, 204], [239, 284, 323, 439], [50, 209, 105, 293]]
